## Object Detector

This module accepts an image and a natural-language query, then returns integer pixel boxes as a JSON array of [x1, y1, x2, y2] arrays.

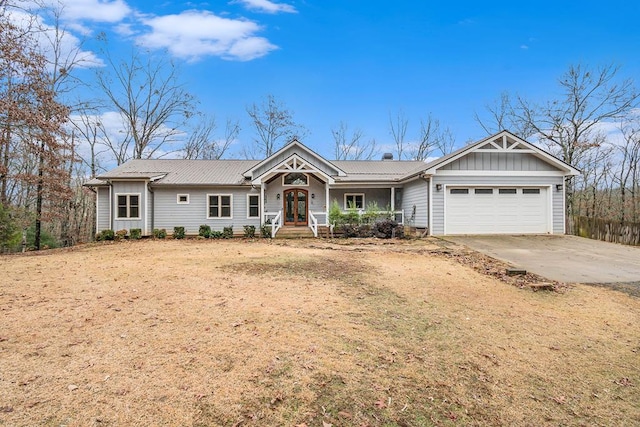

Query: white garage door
[[445, 187, 550, 235]]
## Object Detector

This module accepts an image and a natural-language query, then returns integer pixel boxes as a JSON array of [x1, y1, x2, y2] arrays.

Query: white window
[[207, 194, 233, 218], [247, 194, 260, 218], [116, 194, 140, 219], [177, 194, 190, 204], [344, 193, 364, 209], [282, 173, 308, 186]]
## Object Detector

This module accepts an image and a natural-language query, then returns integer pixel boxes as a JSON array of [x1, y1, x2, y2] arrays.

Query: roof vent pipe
[[382, 153, 393, 160]]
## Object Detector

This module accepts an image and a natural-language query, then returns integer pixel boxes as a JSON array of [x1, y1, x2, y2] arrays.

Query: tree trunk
[[34, 139, 45, 250]]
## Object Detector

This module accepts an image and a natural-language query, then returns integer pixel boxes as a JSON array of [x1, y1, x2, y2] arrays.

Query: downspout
[[108, 180, 113, 232], [426, 175, 433, 236], [147, 184, 155, 236], [87, 186, 97, 239]]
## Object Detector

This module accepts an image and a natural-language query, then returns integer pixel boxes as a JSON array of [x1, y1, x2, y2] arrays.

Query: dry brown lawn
[[0, 238, 639, 427]]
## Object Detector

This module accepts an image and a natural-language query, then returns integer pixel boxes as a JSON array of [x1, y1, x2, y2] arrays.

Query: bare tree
[[0, 3, 71, 250], [477, 64, 640, 217], [96, 48, 196, 161], [182, 116, 239, 160], [331, 121, 377, 160], [389, 110, 408, 160], [615, 120, 640, 223], [71, 104, 109, 177], [412, 114, 456, 160], [245, 94, 305, 158]]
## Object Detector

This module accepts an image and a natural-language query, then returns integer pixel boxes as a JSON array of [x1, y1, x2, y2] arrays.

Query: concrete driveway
[[441, 235, 640, 285]]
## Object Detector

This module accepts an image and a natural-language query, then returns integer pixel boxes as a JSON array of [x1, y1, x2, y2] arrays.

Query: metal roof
[[332, 160, 428, 182], [97, 159, 259, 185], [94, 158, 428, 185]]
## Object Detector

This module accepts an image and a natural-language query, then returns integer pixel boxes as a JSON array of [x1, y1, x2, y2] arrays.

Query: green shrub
[[0, 204, 19, 250], [173, 226, 185, 239], [361, 201, 380, 224], [328, 200, 344, 225], [243, 225, 256, 238], [210, 230, 223, 239], [153, 228, 167, 239], [222, 226, 233, 239], [97, 229, 115, 241], [198, 224, 211, 238], [260, 225, 271, 238], [130, 228, 142, 240]]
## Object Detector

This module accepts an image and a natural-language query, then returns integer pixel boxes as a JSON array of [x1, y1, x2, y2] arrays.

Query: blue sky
[[29, 0, 640, 159]]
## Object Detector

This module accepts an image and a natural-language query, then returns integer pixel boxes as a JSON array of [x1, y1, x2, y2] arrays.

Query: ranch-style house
[[86, 130, 580, 237]]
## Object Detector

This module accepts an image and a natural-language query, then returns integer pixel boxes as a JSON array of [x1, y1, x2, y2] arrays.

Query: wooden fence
[[569, 216, 640, 246]]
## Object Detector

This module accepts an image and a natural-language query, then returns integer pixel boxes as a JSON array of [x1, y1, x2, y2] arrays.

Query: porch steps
[[274, 226, 316, 239]]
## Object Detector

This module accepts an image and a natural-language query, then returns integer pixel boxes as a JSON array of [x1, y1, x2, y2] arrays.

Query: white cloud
[[54, 0, 132, 23], [234, 0, 297, 14], [137, 10, 278, 61], [7, 10, 104, 70]]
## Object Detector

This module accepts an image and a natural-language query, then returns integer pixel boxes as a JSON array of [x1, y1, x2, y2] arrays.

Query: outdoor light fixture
[[311, 193, 315, 199], [276, 193, 280, 200], [556, 184, 563, 191], [436, 184, 442, 191]]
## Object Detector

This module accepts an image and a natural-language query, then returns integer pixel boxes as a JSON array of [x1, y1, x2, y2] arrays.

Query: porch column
[[260, 183, 265, 224], [325, 183, 330, 225], [390, 187, 395, 211]]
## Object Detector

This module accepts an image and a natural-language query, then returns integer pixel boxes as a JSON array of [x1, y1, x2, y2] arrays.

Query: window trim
[[207, 194, 233, 219], [344, 193, 365, 210], [247, 194, 260, 219], [176, 194, 190, 204], [115, 193, 141, 220], [282, 172, 309, 187]]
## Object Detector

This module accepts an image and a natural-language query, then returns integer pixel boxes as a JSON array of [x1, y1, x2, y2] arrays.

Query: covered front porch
[[243, 140, 406, 238], [262, 182, 405, 238]]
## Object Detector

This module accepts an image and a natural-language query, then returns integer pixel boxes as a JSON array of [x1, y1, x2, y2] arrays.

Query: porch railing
[[264, 211, 282, 238], [309, 211, 318, 237]]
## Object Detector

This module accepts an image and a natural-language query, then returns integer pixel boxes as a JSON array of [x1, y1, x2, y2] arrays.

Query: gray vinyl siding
[[111, 181, 146, 232], [252, 146, 339, 179], [440, 152, 557, 171], [96, 187, 111, 233], [153, 186, 260, 235], [401, 179, 429, 228], [431, 175, 564, 235], [329, 188, 394, 210]]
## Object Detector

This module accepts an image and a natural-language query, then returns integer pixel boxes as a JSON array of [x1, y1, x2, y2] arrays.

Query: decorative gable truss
[[424, 130, 581, 176], [476, 133, 535, 152], [251, 154, 335, 185]]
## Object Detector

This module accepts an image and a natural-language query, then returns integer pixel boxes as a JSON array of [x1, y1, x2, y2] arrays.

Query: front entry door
[[284, 189, 308, 226]]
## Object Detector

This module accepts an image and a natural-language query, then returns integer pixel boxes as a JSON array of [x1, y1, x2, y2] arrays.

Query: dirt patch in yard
[[1, 239, 639, 426]]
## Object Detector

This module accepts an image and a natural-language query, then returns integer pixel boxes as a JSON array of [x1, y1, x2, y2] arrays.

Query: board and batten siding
[[401, 179, 429, 228], [440, 152, 557, 172], [111, 181, 146, 232], [431, 175, 564, 235], [96, 187, 111, 233], [153, 186, 260, 235]]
